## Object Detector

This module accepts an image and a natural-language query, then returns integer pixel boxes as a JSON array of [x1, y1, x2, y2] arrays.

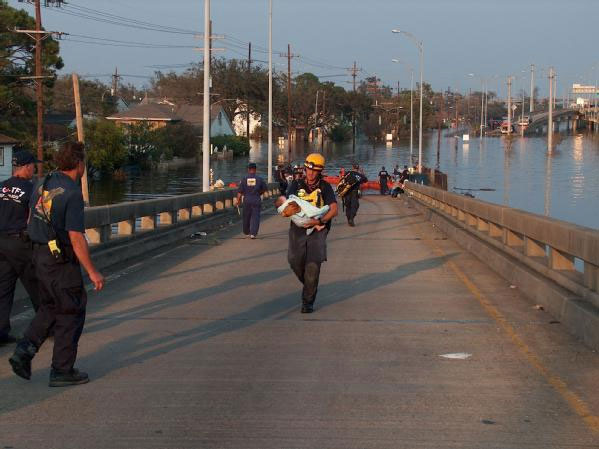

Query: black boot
[[49, 368, 89, 387], [348, 218, 355, 227], [9, 340, 37, 380], [301, 303, 314, 314]]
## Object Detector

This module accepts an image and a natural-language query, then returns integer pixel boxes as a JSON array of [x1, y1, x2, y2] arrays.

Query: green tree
[[84, 119, 127, 173], [0, 0, 63, 143], [51, 75, 117, 116], [127, 122, 160, 165], [153, 122, 199, 160]]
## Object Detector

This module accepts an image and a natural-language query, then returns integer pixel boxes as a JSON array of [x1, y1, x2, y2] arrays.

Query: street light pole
[[548, 67, 554, 151], [202, 0, 210, 192], [530, 64, 535, 113], [267, 0, 273, 183], [418, 42, 423, 172], [392, 29, 424, 172], [410, 68, 414, 159], [391, 59, 414, 159], [480, 79, 485, 136], [507, 76, 513, 135]]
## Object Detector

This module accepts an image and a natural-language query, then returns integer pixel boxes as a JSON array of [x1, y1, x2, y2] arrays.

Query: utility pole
[[111, 67, 120, 96], [13, 1, 65, 176], [455, 91, 459, 130], [246, 42, 251, 139], [507, 76, 513, 135], [347, 61, 362, 142], [553, 73, 557, 110], [72, 73, 89, 206], [530, 64, 535, 113], [202, 0, 211, 192], [321, 90, 326, 151], [34, 0, 43, 175], [397, 80, 401, 137], [268, 0, 273, 183], [279, 44, 298, 142], [548, 67, 554, 150]]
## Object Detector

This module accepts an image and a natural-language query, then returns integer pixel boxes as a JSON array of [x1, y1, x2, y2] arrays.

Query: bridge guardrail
[[405, 182, 599, 309], [84, 183, 280, 246]]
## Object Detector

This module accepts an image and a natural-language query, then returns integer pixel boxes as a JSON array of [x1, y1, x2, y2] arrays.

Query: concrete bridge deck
[[1, 195, 598, 448]]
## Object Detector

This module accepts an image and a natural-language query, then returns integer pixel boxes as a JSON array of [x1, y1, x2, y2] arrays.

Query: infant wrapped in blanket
[[275, 195, 330, 235]]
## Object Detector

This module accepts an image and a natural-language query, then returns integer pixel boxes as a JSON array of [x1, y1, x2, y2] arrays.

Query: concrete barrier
[[405, 182, 599, 350], [84, 184, 280, 269]]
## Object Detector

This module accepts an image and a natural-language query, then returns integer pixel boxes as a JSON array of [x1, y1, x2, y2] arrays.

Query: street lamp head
[[392, 59, 400, 63], [391, 29, 401, 34]]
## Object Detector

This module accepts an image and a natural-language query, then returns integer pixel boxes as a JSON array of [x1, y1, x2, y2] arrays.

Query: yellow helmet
[[304, 153, 325, 171]]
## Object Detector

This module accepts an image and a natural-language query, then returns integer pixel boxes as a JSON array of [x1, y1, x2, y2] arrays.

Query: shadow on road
[[0, 253, 454, 415]]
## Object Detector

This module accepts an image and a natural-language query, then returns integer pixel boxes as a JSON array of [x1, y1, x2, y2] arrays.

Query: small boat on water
[[517, 116, 531, 130], [500, 121, 515, 134]]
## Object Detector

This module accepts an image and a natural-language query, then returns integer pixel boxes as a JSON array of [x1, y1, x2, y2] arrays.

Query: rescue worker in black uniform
[[285, 153, 338, 313], [343, 163, 368, 227], [378, 166, 390, 195], [9, 142, 105, 387], [400, 165, 409, 183], [0, 151, 41, 345], [236, 163, 267, 239], [275, 164, 288, 196]]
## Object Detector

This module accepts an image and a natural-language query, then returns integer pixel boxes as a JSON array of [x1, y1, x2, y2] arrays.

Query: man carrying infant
[[275, 153, 338, 313]]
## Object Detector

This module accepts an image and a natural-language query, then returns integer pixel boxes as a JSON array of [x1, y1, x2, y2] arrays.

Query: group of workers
[[0, 142, 104, 388], [1, 143, 409, 387]]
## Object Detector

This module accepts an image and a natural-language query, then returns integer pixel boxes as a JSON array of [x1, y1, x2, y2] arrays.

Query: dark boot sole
[[49, 377, 90, 388], [9, 357, 31, 380]]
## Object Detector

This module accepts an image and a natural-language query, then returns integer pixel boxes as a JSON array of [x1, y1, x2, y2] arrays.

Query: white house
[[232, 102, 262, 137], [0, 134, 17, 181]]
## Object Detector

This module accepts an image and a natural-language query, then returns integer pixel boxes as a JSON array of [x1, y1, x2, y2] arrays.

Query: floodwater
[[89, 130, 599, 229]]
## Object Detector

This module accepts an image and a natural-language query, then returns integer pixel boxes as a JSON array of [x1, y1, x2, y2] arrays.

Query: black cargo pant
[[0, 234, 40, 339], [24, 244, 87, 373], [380, 179, 388, 195], [288, 224, 329, 307], [343, 189, 360, 221]]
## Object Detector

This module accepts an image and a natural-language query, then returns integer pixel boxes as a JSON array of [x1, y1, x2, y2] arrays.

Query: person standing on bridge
[[9, 142, 105, 387], [0, 150, 41, 345], [285, 153, 338, 313], [237, 163, 267, 239], [342, 163, 368, 227], [378, 166, 390, 195]]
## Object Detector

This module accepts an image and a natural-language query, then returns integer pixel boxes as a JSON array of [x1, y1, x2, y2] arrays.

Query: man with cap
[[0, 150, 41, 345], [236, 162, 267, 239], [9, 142, 104, 387], [284, 153, 338, 313]]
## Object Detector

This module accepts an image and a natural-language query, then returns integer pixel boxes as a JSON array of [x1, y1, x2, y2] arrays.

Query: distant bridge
[[525, 108, 581, 135]]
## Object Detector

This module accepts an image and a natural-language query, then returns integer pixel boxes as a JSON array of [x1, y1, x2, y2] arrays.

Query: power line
[[63, 38, 196, 49]]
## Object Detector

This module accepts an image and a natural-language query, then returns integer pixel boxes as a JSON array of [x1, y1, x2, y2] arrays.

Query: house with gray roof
[[106, 102, 235, 137]]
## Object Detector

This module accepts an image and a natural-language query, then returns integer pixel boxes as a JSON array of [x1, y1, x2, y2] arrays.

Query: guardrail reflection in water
[[405, 182, 599, 309], [84, 184, 279, 245]]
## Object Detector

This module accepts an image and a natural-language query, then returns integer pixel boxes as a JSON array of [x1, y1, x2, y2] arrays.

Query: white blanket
[[277, 195, 330, 235]]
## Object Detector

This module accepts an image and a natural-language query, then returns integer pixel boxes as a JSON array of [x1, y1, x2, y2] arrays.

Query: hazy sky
[[7, 0, 599, 97]]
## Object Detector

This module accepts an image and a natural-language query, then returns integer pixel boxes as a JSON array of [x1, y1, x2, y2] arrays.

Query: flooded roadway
[[90, 131, 599, 229]]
